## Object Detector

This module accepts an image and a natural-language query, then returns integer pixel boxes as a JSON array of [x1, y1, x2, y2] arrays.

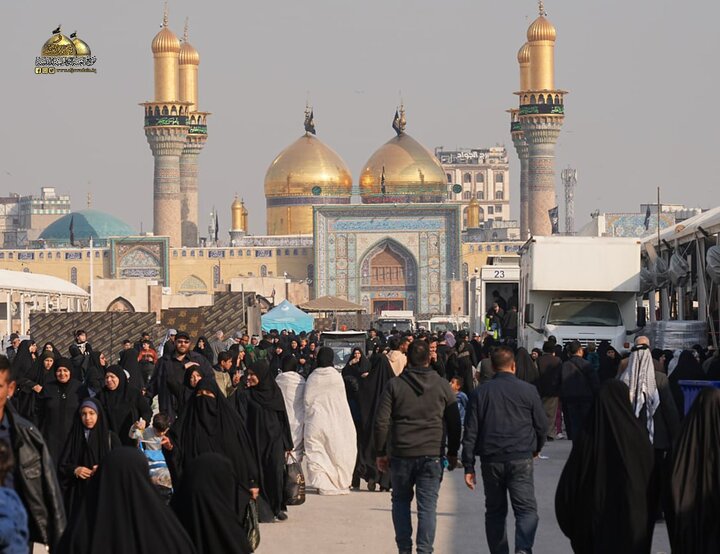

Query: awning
[[298, 295, 365, 313]]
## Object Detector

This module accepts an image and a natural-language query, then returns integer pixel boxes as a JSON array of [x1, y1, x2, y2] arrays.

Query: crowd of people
[[1, 324, 720, 553]]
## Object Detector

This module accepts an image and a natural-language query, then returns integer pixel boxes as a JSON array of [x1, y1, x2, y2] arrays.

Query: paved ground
[[262, 440, 672, 553]]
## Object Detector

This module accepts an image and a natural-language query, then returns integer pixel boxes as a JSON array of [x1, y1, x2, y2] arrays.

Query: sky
[[3, 0, 719, 237]]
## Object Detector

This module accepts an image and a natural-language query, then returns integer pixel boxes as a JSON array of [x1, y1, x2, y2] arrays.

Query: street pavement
[[261, 439, 672, 553]]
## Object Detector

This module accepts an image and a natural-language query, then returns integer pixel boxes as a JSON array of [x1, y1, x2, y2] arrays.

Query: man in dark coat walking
[[560, 341, 599, 440]]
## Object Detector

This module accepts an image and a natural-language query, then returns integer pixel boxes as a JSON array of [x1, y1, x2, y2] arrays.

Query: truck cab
[[519, 237, 643, 353], [374, 310, 415, 334]]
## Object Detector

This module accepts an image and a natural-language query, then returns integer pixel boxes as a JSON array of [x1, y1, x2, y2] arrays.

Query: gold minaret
[[142, 3, 190, 247], [178, 17, 209, 247], [516, 0, 567, 236], [229, 196, 249, 244]]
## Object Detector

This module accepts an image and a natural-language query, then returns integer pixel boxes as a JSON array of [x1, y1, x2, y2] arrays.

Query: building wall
[[435, 147, 511, 228]]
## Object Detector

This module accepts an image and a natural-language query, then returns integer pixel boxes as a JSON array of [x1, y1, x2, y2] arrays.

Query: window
[[463, 173, 472, 183], [475, 172, 484, 183], [238, 250, 243, 256], [495, 205, 503, 212], [495, 172, 504, 183], [70, 267, 77, 285], [285, 249, 290, 256], [229, 250, 234, 257], [246, 250, 251, 256], [476, 191, 484, 200], [39, 253, 44, 259], [446, 173, 453, 184], [190, 251, 195, 257], [488, 206, 494, 215], [293, 249, 298, 256], [462, 191, 471, 200], [260, 265, 268, 277], [182, 250, 187, 257], [495, 190, 504, 200], [277, 249, 282, 255], [199, 251, 204, 257], [95, 251, 100, 258]]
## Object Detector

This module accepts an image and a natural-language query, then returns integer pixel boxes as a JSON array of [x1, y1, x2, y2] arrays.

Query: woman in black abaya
[[193, 336, 214, 364], [11, 339, 38, 419], [57, 447, 196, 554], [598, 345, 621, 383], [668, 349, 707, 417], [118, 347, 145, 391], [168, 378, 259, 511], [668, 387, 720, 553], [356, 351, 395, 491], [38, 358, 87, 463], [171, 453, 251, 554], [58, 398, 120, 519], [342, 348, 370, 489], [245, 360, 293, 522], [96, 365, 152, 446], [556, 380, 654, 554], [515, 347, 539, 385]]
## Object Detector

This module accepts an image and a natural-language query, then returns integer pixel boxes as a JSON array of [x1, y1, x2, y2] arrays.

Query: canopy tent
[[642, 206, 720, 250], [298, 295, 365, 313], [261, 299, 314, 334]]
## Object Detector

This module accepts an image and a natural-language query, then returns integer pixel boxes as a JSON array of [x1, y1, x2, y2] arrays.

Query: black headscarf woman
[[244, 360, 293, 522], [193, 336, 214, 364], [598, 345, 621, 383], [669, 350, 707, 416], [118, 347, 145, 391], [342, 347, 370, 489], [41, 341, 61, 360], [57, 447, 196, 554], [38, 358, 87, 463], [96, 365, 151, 446], [11, 339, 39, 419], [58, 397, 120, 519], [168, 378, 259, 504], [171, 453, 252, 554], [668, 387, 720, 553], [556, 380, 654, 554], [355, 351, 395, 491], [515, 347, 539, 385], [82, 351, 106, 393]]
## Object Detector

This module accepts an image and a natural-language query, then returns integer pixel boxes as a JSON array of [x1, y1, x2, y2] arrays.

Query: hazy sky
[[3, 0, 718, 237]]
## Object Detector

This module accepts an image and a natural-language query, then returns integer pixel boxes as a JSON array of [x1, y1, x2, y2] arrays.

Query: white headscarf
[[619, 345, 660, 444], [667, 349, 683, 377]]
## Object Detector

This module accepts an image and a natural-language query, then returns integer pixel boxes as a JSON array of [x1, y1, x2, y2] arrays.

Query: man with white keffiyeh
[[619, 335, 681, 521], [619, 337, 661, 444]]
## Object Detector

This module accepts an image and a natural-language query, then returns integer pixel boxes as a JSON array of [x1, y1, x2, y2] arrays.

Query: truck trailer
[[518, 236, 644, 353]]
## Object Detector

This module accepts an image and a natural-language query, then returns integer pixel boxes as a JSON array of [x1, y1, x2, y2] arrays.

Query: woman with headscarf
[[275, 355, 306, 461], [82, 351, 106, 394], [41, 341, 61, 360], [38, 358, 87, 463], [193, 336, 214, 364], [303, 347, 357, 496], [356, 347, 395, 491], [95, 365, 151, 447], [342, 347, 370, 487], [555, 380, 655, 553], [36, 350, 57, 385], [118, 347, 144, 391], [58, 398, 119, 518], [515, 347, 539, 385], [11, 339, 38, 419], [668, 349, 707, 416], [171, 453, 251, 554], [136, 340, 158, 386], [168, 379, 259, 513], [244, 360, 293, 522], [57, 447, 196, 554], [598, 345, 621, 383], [668, 388, 720, 553]]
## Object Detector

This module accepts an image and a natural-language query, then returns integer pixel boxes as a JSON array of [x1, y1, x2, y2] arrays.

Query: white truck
[[375, 310, 415, 333], [518, 236, 644, 353], [469, 257, 520, 332]]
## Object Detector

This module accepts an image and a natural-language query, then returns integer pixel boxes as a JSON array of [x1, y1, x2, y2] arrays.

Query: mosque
[[0, 4, 563, 322]]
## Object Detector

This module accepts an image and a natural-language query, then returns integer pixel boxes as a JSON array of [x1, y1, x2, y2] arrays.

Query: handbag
[[284, 453, 306, 506], [243, 498, 261, 552]]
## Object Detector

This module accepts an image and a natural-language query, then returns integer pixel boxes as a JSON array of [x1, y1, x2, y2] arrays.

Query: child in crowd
[[0, 440, 29, 554], [586, 343, 600, 371], [450, 376, 469, 425], [130, 413, 173, 500]]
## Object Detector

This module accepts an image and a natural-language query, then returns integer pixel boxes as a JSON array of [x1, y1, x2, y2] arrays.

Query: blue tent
[[261, 300, 315, 334]]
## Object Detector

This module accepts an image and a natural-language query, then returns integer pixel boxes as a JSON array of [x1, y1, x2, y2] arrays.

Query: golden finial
[[183, 17, 189, 42], [162, 1, 169, 27], [538, 0, 546, 16], [304, 103, 316, 135], [399, 103, 406, 132]]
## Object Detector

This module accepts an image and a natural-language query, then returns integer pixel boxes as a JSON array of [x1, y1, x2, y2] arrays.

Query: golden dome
[[527, 15, 556, 42], [72, 39, 91, 56], [359, 133, 447, 203], [179, 40, 199, 65], [517, 42, 531, 64], [264, 134, 353, 198], [41, 32, 77, 57], [152, 26, 181, 55]]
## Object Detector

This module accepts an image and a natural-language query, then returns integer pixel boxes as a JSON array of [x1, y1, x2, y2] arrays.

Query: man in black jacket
[[535, 341, 563, 440], [462, 346, 547, 554], [560, 340, 599, 441], [0, 356, 65, 550], [374, 340, 461, 554]]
